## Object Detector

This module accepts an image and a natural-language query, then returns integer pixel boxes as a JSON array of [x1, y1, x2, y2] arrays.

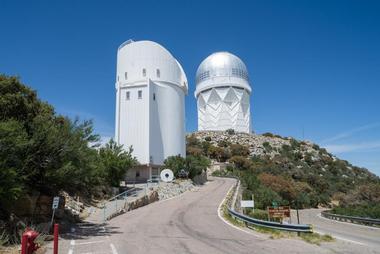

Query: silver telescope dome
[[196, 52, 249, 85]]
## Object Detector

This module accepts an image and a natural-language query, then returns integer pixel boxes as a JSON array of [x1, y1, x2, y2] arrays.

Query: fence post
[[53, 223, 59, 254]]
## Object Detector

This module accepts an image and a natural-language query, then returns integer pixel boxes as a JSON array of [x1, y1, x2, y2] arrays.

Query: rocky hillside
[[186, 130, 379, 209], [190, 130, 377, 180]]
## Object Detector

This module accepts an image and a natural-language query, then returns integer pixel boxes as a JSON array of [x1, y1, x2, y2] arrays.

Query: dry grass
[[299, 232, 334, 245]]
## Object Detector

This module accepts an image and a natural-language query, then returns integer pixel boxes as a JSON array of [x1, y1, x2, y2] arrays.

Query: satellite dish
[[160, 169, 174, 182]]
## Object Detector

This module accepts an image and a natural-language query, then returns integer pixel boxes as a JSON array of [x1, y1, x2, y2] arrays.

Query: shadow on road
[[59, 221, 123, 240]]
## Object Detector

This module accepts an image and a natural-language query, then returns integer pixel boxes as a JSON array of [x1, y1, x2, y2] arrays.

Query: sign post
[[50, 197, 60, 230]]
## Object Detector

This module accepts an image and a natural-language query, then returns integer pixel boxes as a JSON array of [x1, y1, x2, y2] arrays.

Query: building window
[[125, 72, 128, 80], [126, 91, 130, 100], [142, 68, 146, 77], [138, 90, 142, 99], [136, 170, 140, 177], [153, 93, 156, 101], [156, 69, 160, 78]]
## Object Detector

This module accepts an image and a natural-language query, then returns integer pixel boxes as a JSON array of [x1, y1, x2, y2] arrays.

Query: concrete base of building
[[125, 164, 161, 183]]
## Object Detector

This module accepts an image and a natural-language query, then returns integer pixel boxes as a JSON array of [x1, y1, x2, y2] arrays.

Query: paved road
[[295, 208, 380, 248], [48, 178, 379, 254]]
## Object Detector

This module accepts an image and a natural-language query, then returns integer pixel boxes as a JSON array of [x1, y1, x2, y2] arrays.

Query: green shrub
[[230, 144, 250, 157], [163, 155, 186, 177], [331, 203, 380, 219], [247, 209, 268, 221], [262, 142, 273, 152], [226, 129, 235, 135], [229, 156, 252, 170]]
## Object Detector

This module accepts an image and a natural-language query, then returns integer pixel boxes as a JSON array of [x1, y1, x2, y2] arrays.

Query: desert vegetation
[[0, 75, 137, 244], [189, 131, 380, 218]]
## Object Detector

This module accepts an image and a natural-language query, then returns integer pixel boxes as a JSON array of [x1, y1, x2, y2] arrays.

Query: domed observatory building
[[195, 52, 252, 133], [115, 40, 188, 182]]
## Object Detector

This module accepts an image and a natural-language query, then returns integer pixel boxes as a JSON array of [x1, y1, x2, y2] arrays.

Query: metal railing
[[102, 187, 138, 221], [102, 179, 162, 221], [321, 210, 380, 227]]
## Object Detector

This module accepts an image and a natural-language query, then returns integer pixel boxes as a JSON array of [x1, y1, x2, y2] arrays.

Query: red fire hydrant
[[21, 228, 40, 254]]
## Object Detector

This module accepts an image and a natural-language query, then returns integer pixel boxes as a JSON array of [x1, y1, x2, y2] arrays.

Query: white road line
[[68, 239, 75, 254], [317, 213, 380, 230], [75, 240, 104, 245], [110, 243, 118, 254], [217, 182, 265, 239]]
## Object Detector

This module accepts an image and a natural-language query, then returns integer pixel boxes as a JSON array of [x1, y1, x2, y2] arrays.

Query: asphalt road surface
[[49, 178, 379, 254], [295, 208, 380, 248]]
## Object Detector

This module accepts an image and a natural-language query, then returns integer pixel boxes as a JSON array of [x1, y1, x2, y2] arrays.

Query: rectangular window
[[125, 72, 128, 80], [138, 90, 142, 99], [142, 68, 146, 77], [153, 93, 156, 101], [126, 91, 130, 100], [156, 69, 160, 78]]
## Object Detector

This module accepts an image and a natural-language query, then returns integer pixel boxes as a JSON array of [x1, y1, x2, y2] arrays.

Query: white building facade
[[195, 52, 252, 133], [115, 40, 188, 181]]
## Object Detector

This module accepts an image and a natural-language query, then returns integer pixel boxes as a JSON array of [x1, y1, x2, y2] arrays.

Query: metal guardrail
[[321, 210, 380, 226], [228, 208, 313, 232], [221, 177, 313, 233]]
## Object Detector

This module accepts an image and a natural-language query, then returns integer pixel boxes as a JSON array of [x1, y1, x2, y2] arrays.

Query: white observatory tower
[[115, 40, 188, 182], [195, 52, 252, 133]]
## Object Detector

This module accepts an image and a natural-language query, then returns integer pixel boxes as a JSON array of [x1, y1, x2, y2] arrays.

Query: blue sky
[[1, 0, 379, 175]]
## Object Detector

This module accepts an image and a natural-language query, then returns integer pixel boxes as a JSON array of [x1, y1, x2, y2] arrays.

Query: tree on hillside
[[0, 75, 133, 220], [258, 173, 297, 203], [163, 155, 186, 177], [0, 120, 28, 208], [98, 139, 137, 187], [185, 155, 210, 179], [164, 155, 210, 179]]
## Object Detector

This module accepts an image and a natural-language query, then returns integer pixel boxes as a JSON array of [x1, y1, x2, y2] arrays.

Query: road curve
[[52, 177, 380, 254], [295, 208, 380, 248]]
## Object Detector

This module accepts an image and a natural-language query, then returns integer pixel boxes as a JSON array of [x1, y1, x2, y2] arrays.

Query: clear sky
[[1, 0, 379, 175]]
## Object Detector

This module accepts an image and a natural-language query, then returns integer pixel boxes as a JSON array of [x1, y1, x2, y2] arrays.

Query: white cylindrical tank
[[195, 52, 252, 133], [115, 40, 188, 166]]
